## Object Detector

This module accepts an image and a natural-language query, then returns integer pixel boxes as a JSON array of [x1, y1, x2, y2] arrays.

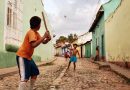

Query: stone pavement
[[0, 66, 18, 79], [57, 58, 130, 90], [0, 57, 67, 90], [93, 60, 130, 82], [110, 63, 130, 82], [0, 57, 130, 90]]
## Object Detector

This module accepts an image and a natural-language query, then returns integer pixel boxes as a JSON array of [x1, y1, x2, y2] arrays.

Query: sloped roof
[[89, 7, 104, 32]]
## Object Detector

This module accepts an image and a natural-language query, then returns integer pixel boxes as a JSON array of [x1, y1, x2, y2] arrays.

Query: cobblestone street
[[58, 59, 130, 90], [0, 57, 67, 90], [0, 57, 130, 90], [0, 0, 130, 90]]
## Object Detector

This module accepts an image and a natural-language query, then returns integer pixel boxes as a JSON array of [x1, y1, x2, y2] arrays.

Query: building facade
[[89, 8, 105, 59], [105, 0, 130, 68], [0, 0, 54, 68], [89, 0, 121, 60], [0, 0, 23, 68]]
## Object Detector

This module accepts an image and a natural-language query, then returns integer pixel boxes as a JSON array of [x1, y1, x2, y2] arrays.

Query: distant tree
[[56, 34, 78, 44], [56, 36, 67, 44], [68, 33, 78, 43], [68, 34, 73, 43], [74, 33, 78, 40]]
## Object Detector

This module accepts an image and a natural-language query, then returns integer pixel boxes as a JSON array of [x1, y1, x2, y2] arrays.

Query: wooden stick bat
[[42, 12, 48, 32], [42, 12, 51, 40]]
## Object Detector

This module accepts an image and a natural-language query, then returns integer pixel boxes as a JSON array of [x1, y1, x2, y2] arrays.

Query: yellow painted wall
[[105, 0, 130, 62], [55, 48, 62, 56], [77, 46, 81, 58]]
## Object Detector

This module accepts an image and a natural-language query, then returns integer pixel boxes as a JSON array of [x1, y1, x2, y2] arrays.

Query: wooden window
[[7, 7, 10, 26], [7, 7, 12, 27]]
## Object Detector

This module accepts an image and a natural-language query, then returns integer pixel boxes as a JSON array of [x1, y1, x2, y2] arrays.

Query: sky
[[43, 0, 109, 39]]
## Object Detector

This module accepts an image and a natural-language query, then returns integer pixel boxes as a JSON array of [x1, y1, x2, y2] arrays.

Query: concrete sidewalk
[[110, 63, 130, 82], [92, 60, 130, 82], [0, 58, 57, 79]]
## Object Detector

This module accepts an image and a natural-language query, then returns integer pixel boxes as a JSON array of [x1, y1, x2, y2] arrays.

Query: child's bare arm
[[77, 50, 80, 58], [69, 48, 73, 50], [68, 45, 73, 50], [30, 31, 49, 48]]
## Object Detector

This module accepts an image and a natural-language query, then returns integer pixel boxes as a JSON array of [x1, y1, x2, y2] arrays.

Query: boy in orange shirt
[[16, 16, 51, 90]]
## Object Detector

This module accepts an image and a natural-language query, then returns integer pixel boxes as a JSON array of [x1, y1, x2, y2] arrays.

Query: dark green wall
[[0, 51, 41, 68], [0, 52, 16, 68], [85, 42, 91, 58]]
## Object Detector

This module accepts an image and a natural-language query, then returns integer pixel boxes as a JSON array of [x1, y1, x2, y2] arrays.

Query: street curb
[[91, 61, 130, 83], [0, 58, 57, 79], [109, 63, 130, 83], [0, 70, 18, 80], [92, 61, 111, 70]]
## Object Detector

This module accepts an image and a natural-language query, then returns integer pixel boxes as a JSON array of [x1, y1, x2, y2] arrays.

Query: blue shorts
[[70, 56, 77, 62], [16, 56, 39, 81]]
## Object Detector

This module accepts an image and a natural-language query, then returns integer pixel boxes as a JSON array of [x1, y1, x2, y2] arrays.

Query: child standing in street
[[67, 44, 80, 71], [16, 16, 51, 90], [94, 46, 100, 61]]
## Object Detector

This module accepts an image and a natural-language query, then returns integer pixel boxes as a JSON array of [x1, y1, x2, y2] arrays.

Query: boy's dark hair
[[73, 44, 78, 47], [96, 46, 99, 51], [30, 16, 41, 29]]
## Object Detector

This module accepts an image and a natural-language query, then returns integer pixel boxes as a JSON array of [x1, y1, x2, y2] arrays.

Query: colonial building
[[89, 0, 121, 60], [89, 7, 105, 60], [0, 0, 54, 68], [0, 0, 23, 68], [78, 33, 92, 58]]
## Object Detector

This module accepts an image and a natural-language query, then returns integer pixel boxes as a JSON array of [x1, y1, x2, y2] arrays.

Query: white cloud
[[44, 0, 109, 39]]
